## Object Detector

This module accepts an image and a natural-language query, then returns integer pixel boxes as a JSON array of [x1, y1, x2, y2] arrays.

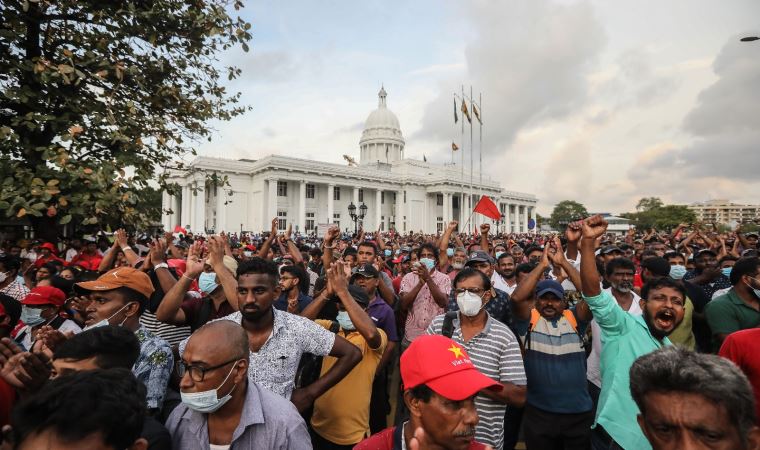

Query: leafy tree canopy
[[622, 198, 697, 230], [549, 200, 588, 230], [0, 0, 251, 241]]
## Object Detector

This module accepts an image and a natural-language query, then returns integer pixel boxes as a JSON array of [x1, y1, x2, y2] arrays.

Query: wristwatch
[[154, 262, 169, 270]]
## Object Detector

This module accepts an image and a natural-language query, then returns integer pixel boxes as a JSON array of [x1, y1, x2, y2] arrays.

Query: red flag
[[473, 195, 501, 221]]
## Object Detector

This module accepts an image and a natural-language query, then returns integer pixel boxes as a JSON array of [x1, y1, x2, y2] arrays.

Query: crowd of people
[[0, 215, 759, 450]]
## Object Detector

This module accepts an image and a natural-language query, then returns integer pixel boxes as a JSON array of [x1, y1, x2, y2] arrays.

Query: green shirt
[[584, 290, 670, 450], [705, 288, 760, 351]]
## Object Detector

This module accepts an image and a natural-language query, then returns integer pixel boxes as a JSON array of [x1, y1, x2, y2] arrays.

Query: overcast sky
[[197, 0, 760, 216]]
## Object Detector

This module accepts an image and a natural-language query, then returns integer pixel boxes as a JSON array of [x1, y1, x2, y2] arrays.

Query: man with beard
[[705, 257, 760, 351], [587, 258, 642, 412], [640, 257, 696, 350], [580, 215, 685, 450], [495, 253, 518, 295], [179, 257, 361, 413], [274, 265, 312, 314]]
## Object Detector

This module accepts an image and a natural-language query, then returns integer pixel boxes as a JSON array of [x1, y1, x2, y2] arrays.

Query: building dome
[[359, 87, 405, 165]]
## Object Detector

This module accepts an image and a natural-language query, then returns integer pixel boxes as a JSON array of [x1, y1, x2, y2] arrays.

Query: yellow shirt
[[311, 320, 388, 445]]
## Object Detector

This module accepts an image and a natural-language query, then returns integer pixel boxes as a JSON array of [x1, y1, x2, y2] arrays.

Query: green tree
[[636, 197, 664, 212], [622, 204, 696, 230], [549, 200, 588, 230], [0, 0, 251, 241]]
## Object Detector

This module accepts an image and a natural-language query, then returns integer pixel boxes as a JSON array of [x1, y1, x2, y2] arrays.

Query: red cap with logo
[[21, 286, 66, 307], [401, 334, 502, 401]]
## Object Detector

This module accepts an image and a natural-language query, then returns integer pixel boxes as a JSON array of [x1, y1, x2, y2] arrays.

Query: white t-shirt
[[209, 445, 230, 450], [586, 287, 642, 388], [17, 318, 82, 351], [65, 248, 79, 262], [491, 272, 517, 295]]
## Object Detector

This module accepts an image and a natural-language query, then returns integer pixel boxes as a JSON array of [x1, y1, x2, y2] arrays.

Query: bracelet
[[121, 246, 134, 252], [154, 262, 169, 270], [323, 243, 337, 249], [181, 273, 195, 281]]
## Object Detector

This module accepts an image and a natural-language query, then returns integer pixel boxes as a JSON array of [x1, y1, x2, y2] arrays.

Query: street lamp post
[[348, 202, 367, 234]]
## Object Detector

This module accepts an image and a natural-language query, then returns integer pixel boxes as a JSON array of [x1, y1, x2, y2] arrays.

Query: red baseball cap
[[40, 242, 57, 253], [401, 334, 502, 401], [21, 286, 66, 307]]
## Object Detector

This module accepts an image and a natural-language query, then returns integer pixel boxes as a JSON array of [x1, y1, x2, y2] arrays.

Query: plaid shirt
[[0, 279, 29, 302], [133, 326, 173, 410]]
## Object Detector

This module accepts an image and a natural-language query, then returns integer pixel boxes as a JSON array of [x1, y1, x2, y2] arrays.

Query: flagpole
[[451, 93, 455, 165], [479, 92, 483, 197], [460, 85, 465, 230], [469, 85, 474, 234]]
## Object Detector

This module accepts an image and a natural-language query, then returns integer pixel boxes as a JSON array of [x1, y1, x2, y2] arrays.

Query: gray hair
[[630, 346, 756, 444]]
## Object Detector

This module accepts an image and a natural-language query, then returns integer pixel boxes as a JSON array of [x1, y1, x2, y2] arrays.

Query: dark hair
[[639, 249, 658, 260], [0, 294, 21, 328], [419, 243, 439, 259], [524, 245, 543, 257], [53, 326, 140, 370], [630, 346, 756, 446], [10, 368, 146, 449], [49, 275, 75, 296], [664, 251, 685, 262], [237, 257, 279, 287], [641, 276, 686, 301], [309, 247, 323, 258], [605, 257, 636, 277], [408, 383, 434, 402], [719, 255, 738, 266], [496, 253, 515, 264], [453, 267, 492, 291], [110, 287, 148, 315], [40, 262, 59, 275], [515, 263, 535, 277], [729, 257, 760, 286], [280, 265, 309, 294], [0, 255, 21, 273], [357, 241, 378, 256]]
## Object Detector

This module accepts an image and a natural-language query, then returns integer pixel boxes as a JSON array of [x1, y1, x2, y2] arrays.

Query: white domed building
[[162, 88, 537, 234]]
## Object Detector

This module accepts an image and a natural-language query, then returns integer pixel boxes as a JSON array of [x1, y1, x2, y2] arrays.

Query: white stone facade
[[161, 89, 537, 234]]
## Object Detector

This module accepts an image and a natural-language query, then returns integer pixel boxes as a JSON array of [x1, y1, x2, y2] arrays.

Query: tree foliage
[[0, 0, 251, 240], [549, 200, 588, 230], [622, 198, 697, 230]]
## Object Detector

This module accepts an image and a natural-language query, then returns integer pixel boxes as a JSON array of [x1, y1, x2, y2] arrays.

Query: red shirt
[[33, 254, 65, 268], [718, 328, 760, 424], [69, 252, 103, 271], [0, 379, 15, 426], [355, 425, 488, 450]]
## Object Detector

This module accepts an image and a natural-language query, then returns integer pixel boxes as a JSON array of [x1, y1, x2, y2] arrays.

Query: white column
[[180, 184, 190, 228], [268, 178, 278, 226], [396, 189, 404, 232], [353, 187, 360, 206], [298, 181, 306, 233], [327, 184, 335, 225], [375, 189, 382, 231], [522, 205, 528, 232], [216, 187, 227, 233], [161, 191, 171, 230], [193, 182, 206, 234]]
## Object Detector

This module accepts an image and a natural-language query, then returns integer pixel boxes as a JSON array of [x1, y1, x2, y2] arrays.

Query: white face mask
[[456, 290, 484, 317], [83, 302, 133, 331], [0, 271, 8, 284], [180, 361, 240, 413]]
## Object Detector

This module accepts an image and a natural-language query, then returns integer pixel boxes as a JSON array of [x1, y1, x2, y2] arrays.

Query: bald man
[[166, 321, 311, 449]]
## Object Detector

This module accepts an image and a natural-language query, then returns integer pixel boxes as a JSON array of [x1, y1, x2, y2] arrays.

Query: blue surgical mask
[[669, 264, 687, 280], [446, 248, 454, 257], [20, 305, 47, 327], [746, 277, 760, 300], [495, 251, 505, 259], [198, 272, 219, 295], [336, 311, 355, 330], [721, 267, 732, 278], [420, 257, 435, 271], [384, 249, 392, 257], [180, 361, 240, 413]]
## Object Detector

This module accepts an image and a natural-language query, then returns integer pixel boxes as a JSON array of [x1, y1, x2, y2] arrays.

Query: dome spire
[[378, 85, 387, 108]]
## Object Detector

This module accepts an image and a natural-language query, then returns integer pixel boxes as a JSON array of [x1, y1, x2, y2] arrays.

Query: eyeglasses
[[177, 356, 244, 382], [454, 288, 485, 296]]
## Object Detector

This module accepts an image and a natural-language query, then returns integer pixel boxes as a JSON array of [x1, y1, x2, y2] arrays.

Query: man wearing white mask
[[75, 266, 173, 414], [426, 267, 527, 450], [167, 320, 310, 449]]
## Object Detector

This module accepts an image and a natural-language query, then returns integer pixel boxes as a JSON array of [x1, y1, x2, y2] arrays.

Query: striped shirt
[[139, 311, 191, 347], [427, 312, 527, 450]]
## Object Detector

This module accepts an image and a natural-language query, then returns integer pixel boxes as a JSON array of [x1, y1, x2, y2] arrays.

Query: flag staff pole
[[451, 93, 456, 165], [469, 85, 474, 234], [460, 85, 465, 229]]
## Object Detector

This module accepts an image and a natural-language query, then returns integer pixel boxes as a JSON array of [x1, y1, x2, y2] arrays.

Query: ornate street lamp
[[348, 202, 368, 234]]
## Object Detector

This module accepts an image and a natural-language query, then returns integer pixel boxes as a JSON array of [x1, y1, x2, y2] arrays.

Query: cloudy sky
[[197, 0, 760, 216]]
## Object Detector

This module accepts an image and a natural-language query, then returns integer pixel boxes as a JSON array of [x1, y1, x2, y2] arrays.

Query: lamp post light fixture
[[348, 201, 368, 234]]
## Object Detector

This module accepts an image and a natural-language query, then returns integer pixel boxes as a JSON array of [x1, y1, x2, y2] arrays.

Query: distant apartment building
[[686, 199, 760, 225]]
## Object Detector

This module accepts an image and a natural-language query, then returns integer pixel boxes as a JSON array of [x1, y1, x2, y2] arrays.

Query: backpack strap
[[562, 310, 578, 333]]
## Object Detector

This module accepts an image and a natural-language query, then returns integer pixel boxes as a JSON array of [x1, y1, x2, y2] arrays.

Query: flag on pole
[[473, 195, 501, 221], [461, 98, 471, 123], [454, 98, 459, 123], [451, 142, 459, 151], [472, 103, 481, 124]]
